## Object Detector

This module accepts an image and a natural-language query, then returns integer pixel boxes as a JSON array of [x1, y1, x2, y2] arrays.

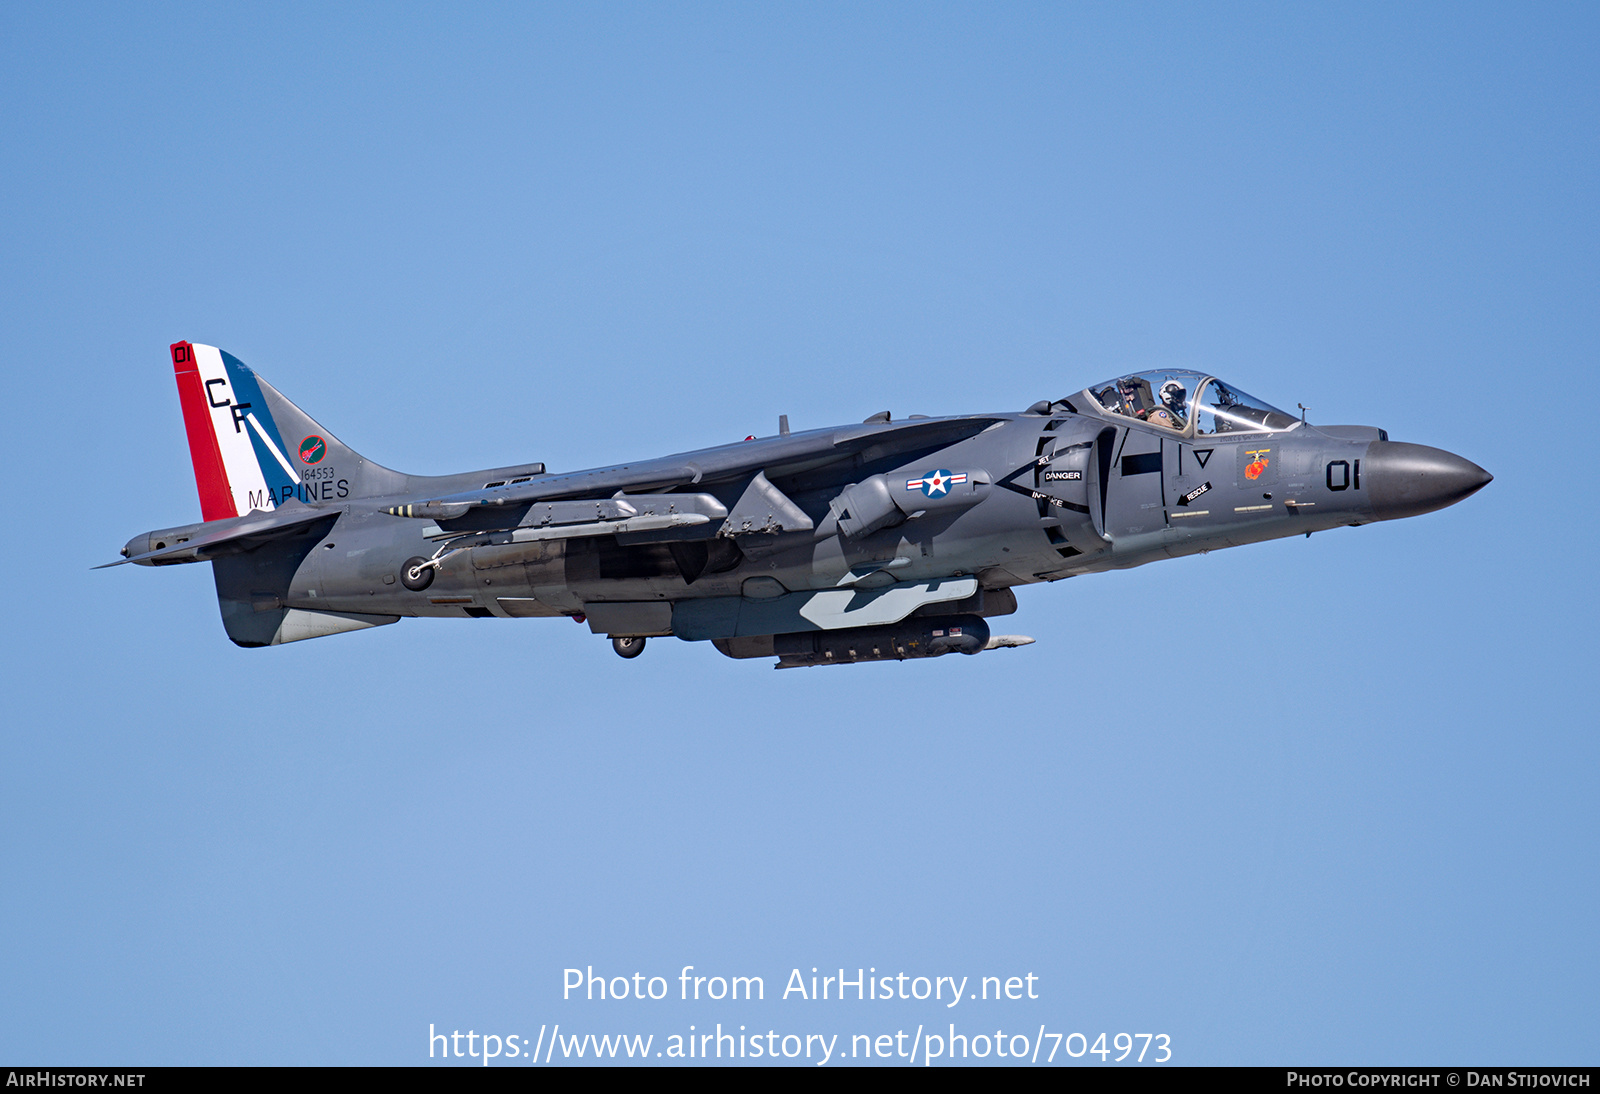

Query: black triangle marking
[[1193, 447, 1214, 468]]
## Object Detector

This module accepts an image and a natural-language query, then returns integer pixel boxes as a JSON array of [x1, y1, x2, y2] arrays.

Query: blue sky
[[2, 2, 1595, 1065]]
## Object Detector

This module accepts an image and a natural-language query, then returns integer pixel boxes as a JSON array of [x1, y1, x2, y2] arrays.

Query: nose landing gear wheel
[[612, 635, 646, 659], [400, 557, 434, 591]]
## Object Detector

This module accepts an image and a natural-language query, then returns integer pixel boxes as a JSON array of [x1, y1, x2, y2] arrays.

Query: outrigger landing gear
[[612, 636, 647, 659], [400, 556, 434, 591]]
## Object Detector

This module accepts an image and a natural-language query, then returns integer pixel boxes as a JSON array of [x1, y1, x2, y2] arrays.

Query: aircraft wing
[[97, 502, 339, 568], [380, 415, 1006, 528]]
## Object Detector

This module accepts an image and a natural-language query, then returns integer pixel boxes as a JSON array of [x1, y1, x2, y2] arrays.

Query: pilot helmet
[[1160, 379, 1187, 409]]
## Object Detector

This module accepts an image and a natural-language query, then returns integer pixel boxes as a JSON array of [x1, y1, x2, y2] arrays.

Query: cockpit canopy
[[1086, 370, 1299, 435]]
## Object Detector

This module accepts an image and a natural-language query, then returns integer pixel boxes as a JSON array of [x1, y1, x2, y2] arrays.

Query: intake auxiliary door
[[1031, 429, 1099, 562], [1083, 427, 1115, 540], [1040, 437, 1093, 512]]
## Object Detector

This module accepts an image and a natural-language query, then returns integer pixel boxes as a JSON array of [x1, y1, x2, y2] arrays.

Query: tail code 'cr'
[[170, 341, 406, 520]]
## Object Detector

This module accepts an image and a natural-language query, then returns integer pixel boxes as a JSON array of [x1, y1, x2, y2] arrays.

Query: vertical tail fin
[[171, 342, 409, 520]]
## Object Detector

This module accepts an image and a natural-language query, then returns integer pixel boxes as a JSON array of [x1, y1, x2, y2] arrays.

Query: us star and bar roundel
[[906, 470, 968, 497]]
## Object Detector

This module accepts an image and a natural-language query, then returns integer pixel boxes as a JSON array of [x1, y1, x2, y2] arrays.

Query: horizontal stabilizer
[[98, 504, 336, 567]]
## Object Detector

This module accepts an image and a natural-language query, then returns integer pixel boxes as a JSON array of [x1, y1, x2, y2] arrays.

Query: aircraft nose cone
[[1364, 441, 1492, 521]]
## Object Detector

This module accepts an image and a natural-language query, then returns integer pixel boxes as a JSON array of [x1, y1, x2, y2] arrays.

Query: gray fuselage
[[157, 397, 1485, 656]]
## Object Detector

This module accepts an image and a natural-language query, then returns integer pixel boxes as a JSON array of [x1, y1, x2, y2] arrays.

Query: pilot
[[1159, 380, 1188, 425], [1143, 406, 1182, 430]]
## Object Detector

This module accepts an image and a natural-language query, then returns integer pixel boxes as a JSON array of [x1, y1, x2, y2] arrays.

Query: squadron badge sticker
[[299, 435, 327, 465]]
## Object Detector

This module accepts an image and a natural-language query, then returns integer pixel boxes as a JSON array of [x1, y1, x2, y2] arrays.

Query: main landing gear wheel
[[612, 636, 647, 659], [400, 556, 434, 591]]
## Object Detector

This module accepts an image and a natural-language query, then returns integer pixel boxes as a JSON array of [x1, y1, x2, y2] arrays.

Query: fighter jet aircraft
[[104, 343, 1491, 667]]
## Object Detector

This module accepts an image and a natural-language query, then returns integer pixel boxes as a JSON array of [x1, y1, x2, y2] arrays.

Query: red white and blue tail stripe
[[171, 342, 302, 520]]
